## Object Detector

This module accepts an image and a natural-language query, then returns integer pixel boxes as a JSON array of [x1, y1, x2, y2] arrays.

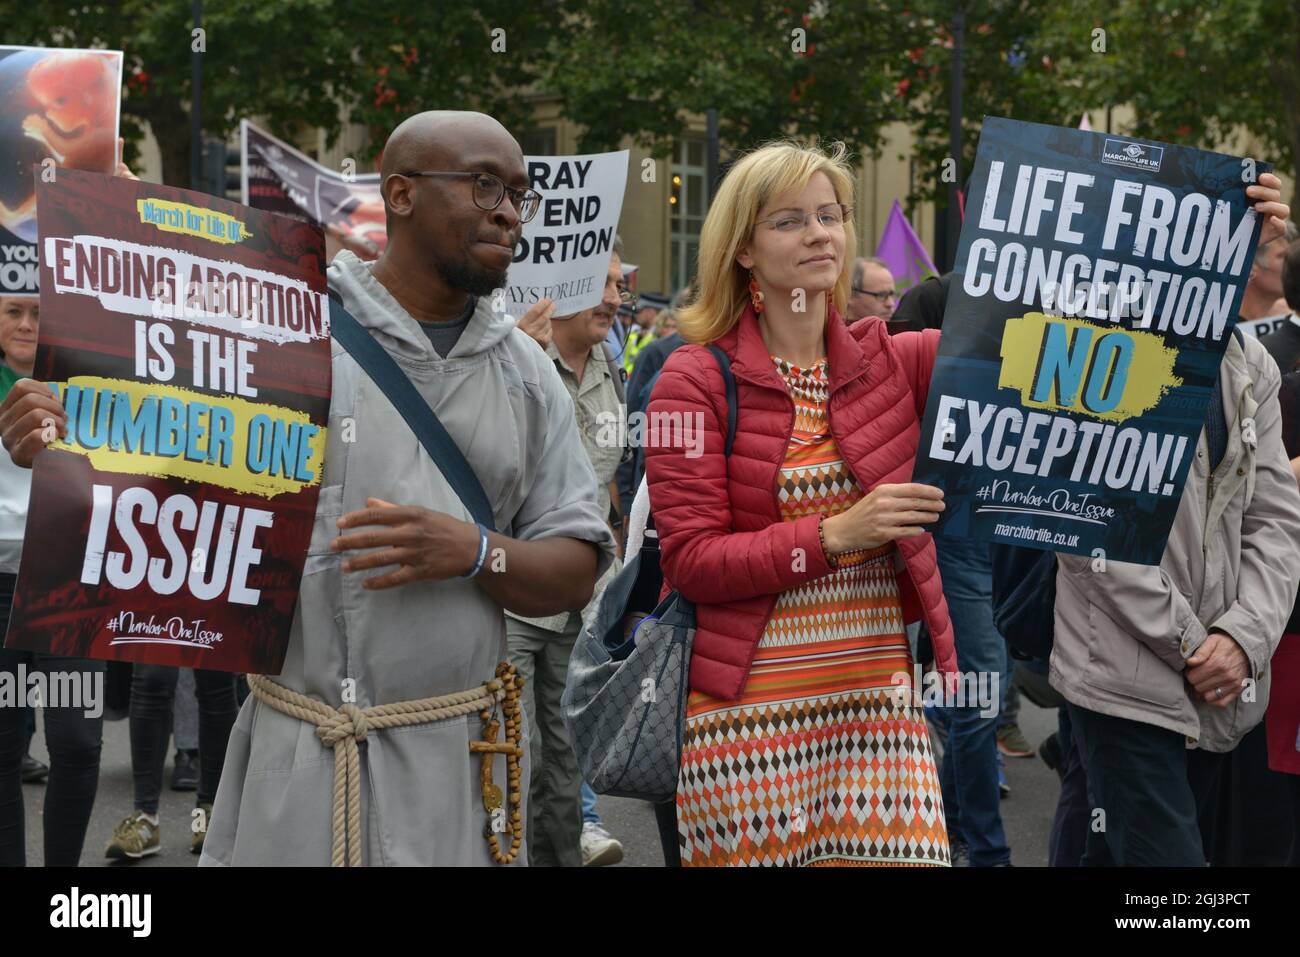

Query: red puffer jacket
[[644, 303, 958, 700]]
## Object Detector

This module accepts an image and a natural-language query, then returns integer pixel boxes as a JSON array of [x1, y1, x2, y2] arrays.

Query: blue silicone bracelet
[[459, 523, 490, 580]]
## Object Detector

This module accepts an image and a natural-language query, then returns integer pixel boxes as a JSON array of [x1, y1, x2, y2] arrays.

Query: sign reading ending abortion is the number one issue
[[3, 169, 331, 674], [913, 117, 1266, 566]]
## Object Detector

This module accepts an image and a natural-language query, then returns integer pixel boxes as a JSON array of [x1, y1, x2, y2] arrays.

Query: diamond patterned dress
[[676, 356, 950, 866]]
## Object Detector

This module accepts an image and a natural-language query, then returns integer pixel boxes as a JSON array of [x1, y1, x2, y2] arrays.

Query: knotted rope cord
[[247, 665, 522, 867]]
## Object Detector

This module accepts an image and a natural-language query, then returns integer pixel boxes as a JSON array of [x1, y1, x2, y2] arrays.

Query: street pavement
[[21, 689, 1062, 867]]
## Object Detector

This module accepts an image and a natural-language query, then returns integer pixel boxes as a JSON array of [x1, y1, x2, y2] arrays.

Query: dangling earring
[[748, 270, 765, 314]]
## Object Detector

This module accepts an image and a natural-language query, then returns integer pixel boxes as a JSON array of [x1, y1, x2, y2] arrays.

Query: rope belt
[[247, 661, 525, 867]]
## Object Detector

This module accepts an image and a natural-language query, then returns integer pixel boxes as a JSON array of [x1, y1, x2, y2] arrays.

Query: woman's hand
[[1250, 172, 1290, 247], [821, 482, 944, 554]]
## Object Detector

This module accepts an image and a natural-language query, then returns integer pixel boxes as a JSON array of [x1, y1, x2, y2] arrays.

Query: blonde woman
[[644, 141, 957, 866]]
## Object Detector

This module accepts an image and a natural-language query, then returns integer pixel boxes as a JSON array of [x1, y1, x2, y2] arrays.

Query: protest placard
[[3, 169, 331, 674], [913, 117, 1266, 566], [499, 151, 628, 317], [241, 120, 386, 259], [0, 46, 122, 296], [1237, 312, 1290, 339], [242, 123, 628, 318]]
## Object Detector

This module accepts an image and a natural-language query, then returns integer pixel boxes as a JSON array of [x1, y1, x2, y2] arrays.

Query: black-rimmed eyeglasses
[[400, 170, 543, 223]]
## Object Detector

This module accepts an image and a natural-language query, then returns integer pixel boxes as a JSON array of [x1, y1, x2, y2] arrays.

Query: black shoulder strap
[[601, 341, 626, 405], [643, 343, 738, 538], [706, 344, 738, 456], [328, 293, 496, 531]]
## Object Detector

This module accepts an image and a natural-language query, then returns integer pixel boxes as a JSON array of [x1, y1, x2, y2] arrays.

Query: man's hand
[[0, 378, 67, 468], [1185, 631, 1251, 708], [1250, 172, 1290, 247], [517, 297, 555, 351], [332, 497, 480, 589]]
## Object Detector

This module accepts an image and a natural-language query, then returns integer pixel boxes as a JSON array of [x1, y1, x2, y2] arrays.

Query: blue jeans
[[935, 536, 1012, 866], [581, 782, 601, 825]]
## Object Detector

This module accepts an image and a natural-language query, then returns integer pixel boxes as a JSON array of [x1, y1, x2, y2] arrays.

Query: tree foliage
[[2, 0, 1293, 203], [545, 0, 902, 162], [1034, 0, 1299, 179], [3, 0, 562, 187]]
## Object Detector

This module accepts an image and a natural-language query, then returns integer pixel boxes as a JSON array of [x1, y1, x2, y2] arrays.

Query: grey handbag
[[561, 344, 736, 802]]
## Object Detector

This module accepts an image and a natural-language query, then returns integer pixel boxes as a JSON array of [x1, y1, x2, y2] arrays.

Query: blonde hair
[[677, 140, 856, 344]]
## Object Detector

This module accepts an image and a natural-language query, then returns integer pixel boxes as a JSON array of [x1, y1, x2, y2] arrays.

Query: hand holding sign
[[1249, 172, 1290, 247], [821, 483, 945, 554], [0, 377, 66, 467], [516, 297, 556, 351]]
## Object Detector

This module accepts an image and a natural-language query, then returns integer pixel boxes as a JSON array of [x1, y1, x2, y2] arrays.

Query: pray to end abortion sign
[[497, 151, 628, 318]]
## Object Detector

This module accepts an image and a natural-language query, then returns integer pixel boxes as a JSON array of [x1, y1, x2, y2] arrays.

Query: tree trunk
[[126, 98, 192, 190]]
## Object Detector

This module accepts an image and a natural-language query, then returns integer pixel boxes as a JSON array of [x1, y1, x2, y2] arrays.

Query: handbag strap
[[706, 344, 738, 457], [327, 292, 496, 532], [645, 344, 737, 539]]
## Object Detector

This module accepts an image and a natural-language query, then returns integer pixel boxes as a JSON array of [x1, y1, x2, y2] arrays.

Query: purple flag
[[874, 199, 937, 294]]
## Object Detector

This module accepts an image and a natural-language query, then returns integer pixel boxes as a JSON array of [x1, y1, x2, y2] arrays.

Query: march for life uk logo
[[1101, 137, 1165, 173]]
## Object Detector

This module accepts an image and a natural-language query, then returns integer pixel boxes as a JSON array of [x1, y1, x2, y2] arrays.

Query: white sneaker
[[580, 821, 624, 867]]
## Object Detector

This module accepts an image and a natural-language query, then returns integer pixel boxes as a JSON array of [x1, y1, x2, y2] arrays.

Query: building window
[[670, 138, 706, 294], [520, 127, 557, 156]]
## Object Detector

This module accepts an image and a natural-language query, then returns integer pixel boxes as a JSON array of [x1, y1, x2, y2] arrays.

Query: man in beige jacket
[[1052, 278, 1300, 864]]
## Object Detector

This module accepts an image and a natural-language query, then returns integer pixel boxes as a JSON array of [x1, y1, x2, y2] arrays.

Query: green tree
[[893, 1, 1071, 206], [894, 0, 1297, 210], [1035, 0, 1298, 184], [10, 0, 1289, 208], [335, 1, 565, 161], [3, 0, 563, 187], [545, 0, 904, 161]]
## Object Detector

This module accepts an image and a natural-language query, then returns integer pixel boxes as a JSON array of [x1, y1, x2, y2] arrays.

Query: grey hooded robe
[[199, 252, 616, 866]]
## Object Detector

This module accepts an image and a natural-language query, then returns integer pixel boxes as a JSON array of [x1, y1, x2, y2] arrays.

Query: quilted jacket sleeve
[[644, 347, 833, 604], [889, 327, 941, 418]]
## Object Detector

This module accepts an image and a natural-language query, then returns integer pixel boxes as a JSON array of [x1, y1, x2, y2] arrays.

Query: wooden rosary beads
[[469, 661, 525, 864]]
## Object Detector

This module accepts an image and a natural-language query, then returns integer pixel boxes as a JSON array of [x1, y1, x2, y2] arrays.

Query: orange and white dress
[[676, 355, 949, 866]]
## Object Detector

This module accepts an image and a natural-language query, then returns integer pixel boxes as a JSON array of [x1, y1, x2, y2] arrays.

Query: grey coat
[[1050, 332, 1300, 751], [199, 252, 616, 866]]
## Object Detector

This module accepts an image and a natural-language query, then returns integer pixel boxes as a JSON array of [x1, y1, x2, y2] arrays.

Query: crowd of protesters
[[1, 110, 1299, 868]]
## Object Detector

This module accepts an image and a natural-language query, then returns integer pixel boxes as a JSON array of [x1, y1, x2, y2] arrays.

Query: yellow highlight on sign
[[51, 376, 324, 499], [998, 313, 1182, 423], [136, 199, 253, 245]]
